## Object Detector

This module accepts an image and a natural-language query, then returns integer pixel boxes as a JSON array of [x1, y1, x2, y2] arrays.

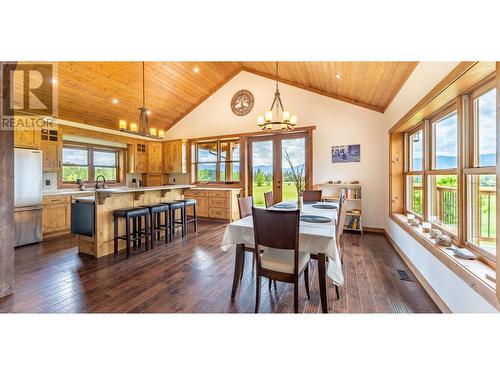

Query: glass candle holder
[[406, 214, 415, 223], [422, 222, 432, 233]]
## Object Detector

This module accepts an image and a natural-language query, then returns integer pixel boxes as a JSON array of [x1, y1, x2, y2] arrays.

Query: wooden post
[[496, 62, 499, 302], [0, 62, 15, 298]]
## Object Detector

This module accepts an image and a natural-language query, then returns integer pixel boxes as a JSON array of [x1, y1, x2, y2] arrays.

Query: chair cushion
[[175, 198, 197, 206], [140, 204, 169, 214], [164, 201, 184, 210], [260, 248, 310, 274], [113, 207, 150, 218]]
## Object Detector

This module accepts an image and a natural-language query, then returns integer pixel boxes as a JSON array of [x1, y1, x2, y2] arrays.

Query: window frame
[[61, 142, 122, 186], [192, 138, 241, 184], [402, 78, 496, 264], [404, 123, 425, 220]]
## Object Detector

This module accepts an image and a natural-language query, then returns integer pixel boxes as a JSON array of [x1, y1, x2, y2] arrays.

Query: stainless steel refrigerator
[[14, 148, 43, 247]]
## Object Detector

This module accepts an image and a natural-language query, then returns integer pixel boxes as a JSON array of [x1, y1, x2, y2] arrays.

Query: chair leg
[[181, 207, 186, 237], [150, 213, 155, 250], [170, 210, 175, 239], [164, 211, 169, 243], [240, 253, 245, 281], [335, 284, 340, 300], [125, 217, 131, 258], [156, 213, 161, 241], [273, 280, 277, 292], [268, 277, 272, 292], [255, 275, 261, 313], [145, 214, 150, 251], [137, 216, 142, 248], [113, 217, 118, 255], [294, 281, 299, 313], [193, 204, 198, 232], [304, 264, 310, 300]]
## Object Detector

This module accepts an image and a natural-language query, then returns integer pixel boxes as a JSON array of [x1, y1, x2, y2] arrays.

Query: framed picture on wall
[[332, 144, 361, 163]]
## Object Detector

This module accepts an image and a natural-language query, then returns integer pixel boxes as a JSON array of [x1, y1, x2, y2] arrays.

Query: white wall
[[383, 61, 498, 312], [167, 71, 386, 228]]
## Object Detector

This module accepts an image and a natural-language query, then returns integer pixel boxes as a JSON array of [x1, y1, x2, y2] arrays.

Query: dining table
[[221, 201, 344, 313]]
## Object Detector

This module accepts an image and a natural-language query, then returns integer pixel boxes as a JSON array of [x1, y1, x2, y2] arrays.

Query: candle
[[264, 110, 273, 122], [422, 222, 431, 233], [130, 123, 138, 132], [149, 128, 157, 137], [158, 129, 165, 138], [406, 214, 415, 223], [290, 114, 298, 124], [282, 110, 290, 122], [257, 115, 265, 125], [119, 120, 127, 130]]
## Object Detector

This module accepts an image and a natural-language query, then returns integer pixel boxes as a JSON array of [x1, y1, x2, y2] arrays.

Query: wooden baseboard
[[384, 230, 452, 313], [364, 226, 384, 233]]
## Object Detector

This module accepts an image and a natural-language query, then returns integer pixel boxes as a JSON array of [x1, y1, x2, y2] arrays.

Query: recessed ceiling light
[[193, 66, 200, 73], [51, 78, 57, 84], [146, 110, 151, 115], [112, 98, 119, 104], [335, 73, 342, 79]]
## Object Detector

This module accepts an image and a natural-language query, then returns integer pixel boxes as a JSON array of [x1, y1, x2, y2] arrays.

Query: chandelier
[[257, 62, 297, 131], [138, 61, 150, 135]]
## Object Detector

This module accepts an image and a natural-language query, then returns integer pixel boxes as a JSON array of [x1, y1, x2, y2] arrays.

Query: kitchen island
[[77, 185, 194, 258]]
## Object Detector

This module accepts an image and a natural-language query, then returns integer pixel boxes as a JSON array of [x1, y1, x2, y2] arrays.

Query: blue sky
[[478, 88, 496, 165]]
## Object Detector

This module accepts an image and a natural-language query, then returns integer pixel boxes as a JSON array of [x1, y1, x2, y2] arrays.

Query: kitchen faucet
[[95, 175, 108, 189]]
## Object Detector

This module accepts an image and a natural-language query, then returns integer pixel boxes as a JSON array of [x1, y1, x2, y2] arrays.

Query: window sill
[[390, 213, 499, 310]]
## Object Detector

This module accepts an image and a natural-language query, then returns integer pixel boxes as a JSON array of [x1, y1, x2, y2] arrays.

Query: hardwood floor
[[0, 220, 440, 313]]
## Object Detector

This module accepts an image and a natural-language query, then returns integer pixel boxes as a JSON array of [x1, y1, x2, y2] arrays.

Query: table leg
[[231, 243, 245, 300], [317, 253, 328, 313]]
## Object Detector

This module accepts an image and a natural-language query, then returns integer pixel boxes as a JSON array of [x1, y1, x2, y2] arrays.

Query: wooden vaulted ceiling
[[49, 61, 417, 131]]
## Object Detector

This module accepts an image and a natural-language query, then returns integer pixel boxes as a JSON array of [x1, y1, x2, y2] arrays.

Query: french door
[[248, 132, 310, 206]]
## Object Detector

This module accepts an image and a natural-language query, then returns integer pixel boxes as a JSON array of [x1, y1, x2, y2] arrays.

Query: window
[[405, 125, 424, 217], [193, 139, 240, 183], [62, 144, 119, 184], [401, 79, 496, 263], [465, 84, 496, 260]]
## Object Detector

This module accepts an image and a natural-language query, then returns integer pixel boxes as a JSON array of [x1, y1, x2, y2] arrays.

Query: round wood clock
[[231, 89, 254, 116]]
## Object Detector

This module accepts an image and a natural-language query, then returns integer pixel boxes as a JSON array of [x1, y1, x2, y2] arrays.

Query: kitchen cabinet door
[[148, 142, 163, 173], [15, 128, 41, 149], [42, 203, 71, 234]]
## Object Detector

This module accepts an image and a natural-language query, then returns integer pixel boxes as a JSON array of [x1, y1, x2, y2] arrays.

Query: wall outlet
[[173, 178, 176, 183], [45, 180, 51, 186]]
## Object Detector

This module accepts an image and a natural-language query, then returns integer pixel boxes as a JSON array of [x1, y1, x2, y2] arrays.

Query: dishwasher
[[71, 196, 95, 237]]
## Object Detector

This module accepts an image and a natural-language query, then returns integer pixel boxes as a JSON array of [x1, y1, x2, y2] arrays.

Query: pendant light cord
[[142, 61, 146, 108]]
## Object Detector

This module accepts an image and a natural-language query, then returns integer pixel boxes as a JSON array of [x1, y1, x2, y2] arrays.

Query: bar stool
[[113, 207, 150, 258], [163, 201, 186, 238], [175, 199, 198, 233], [140, 203, 170, 248]]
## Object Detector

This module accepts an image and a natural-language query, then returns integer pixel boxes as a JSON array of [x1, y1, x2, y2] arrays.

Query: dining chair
[[238, 196, 253, 219], [302, 189, 322, 203], [252, 207, 310, 313], [263, 191, 274, 208], [336, 193, 347, 264]]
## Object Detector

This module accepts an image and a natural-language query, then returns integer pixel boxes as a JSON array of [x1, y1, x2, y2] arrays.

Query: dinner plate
[[311, 204, 336, 209], [273, 203, 297, 209], [300, 215, 332, 223]]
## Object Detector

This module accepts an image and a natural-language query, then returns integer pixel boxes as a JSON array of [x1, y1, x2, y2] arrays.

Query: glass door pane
[[252, 140, 273, 207], [282, 137, 305, 203]]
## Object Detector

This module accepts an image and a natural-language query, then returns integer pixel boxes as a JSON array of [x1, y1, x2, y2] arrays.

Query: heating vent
[[397, 270, 413, 282]]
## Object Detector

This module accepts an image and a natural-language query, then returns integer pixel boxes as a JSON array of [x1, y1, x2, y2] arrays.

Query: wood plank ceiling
[[49, 61, 417, 131]]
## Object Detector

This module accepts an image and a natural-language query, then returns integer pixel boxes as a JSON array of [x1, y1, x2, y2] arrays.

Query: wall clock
[[231, 89, 254, 116]]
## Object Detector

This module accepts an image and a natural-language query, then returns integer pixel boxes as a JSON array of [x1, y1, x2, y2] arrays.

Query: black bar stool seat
[[140, 203, 170, 248], [164, 201, 186, 238], [113, 207, 150, 258], [175, 199, 198, 233]]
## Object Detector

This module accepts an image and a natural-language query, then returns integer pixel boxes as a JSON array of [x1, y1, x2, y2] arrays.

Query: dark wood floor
[[0, 220, 439, 313]]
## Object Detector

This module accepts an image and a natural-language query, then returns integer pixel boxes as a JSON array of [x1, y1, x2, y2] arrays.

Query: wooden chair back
[[336, 193, 347, 244], [238, 196, 253, 219], [302, 190, 322, 203], [263, 191, 274, 208], [251, 207, 300, 273]]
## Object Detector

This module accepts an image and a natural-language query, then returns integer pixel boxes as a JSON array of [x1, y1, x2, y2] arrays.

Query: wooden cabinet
[[143, 173, 164, 187], [184, 189, 240, 221], [14, 127, 41, 149], [128, 141, 148, 173], [148, 142, 163, 173], [42, 195, 71, 237], [163, 139, 187, 173], [40, 129, 62, 172]]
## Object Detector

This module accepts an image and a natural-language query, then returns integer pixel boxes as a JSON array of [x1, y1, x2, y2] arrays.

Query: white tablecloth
[[221, 202, 344, 286]]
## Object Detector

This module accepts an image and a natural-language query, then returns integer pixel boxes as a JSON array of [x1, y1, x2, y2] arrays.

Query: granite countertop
[[93, 184, 195, 194], [191, 186, 242, 191], [43, 190, 96, 196]]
